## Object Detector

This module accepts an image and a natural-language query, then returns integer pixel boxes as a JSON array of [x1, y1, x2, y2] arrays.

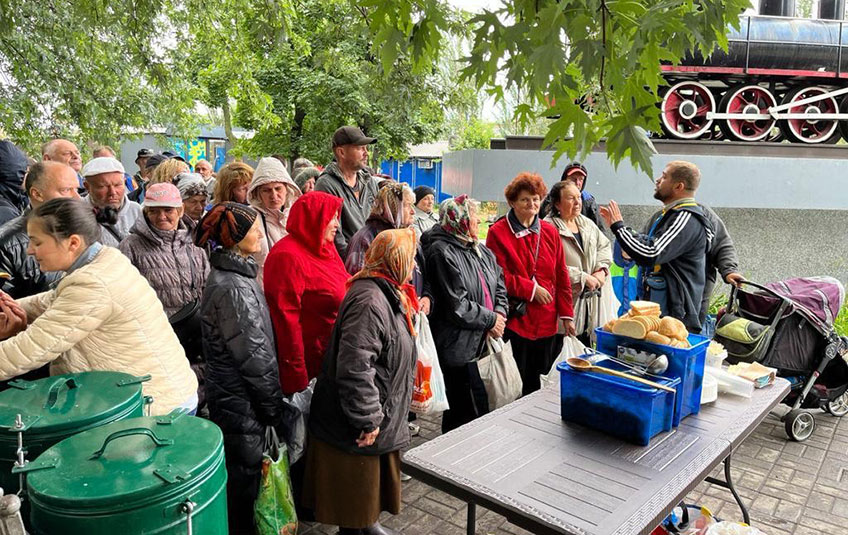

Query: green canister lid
[[0, 372, 148, 441], [21, 412, 224, 511]]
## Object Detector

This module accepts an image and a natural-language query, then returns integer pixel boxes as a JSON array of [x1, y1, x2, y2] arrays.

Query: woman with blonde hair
[[214, 162, 254, 205], [149, 158, 189, 185]]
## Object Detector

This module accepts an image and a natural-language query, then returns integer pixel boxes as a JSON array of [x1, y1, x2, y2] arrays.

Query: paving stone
[[750, 494, 780, 515], [831, 498, 848, 519], [806, 490, 836, 512], [426, 489, 468, 510], [773, 500, 803, 523], [756, 447, 782, 463], [413, 496, 459, 519]]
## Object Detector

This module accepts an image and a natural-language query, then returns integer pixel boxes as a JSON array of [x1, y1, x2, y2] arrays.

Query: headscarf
[[439, 194, 480, 253], [369, 181, 412, 228], [294, 167, 320, 191], [173, 172, 208, 200], [348, 228, 420, 335], [194, 202, 258, 250]]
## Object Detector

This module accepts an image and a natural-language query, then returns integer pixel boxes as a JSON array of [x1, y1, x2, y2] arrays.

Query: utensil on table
[[566, 357, 677, 393]]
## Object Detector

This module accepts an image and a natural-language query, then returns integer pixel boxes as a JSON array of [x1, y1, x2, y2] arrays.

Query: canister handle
[[44, 377, 79, 409], [89, 427, 174, 460]]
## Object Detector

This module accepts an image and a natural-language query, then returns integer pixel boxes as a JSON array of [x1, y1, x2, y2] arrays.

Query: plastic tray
[[557, 357, 680, 446], [595, 328, 710, 426]]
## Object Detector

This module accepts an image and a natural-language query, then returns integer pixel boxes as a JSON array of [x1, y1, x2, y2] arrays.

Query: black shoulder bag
[[169, 251, 204, 364]]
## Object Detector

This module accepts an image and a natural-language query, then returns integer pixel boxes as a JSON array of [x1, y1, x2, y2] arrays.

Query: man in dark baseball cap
[[314, 126, 380, 258]]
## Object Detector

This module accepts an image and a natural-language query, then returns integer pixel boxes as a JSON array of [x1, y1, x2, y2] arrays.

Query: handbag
[[712, 312, 774, 364], [169, 252, 203, 363], [476, 337, 522, 411], [507, 231, 542, 319], [254, 426, 298, 535]]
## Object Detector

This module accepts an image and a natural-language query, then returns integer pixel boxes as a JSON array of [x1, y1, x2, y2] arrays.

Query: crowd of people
[[0, 127, 743, 535]]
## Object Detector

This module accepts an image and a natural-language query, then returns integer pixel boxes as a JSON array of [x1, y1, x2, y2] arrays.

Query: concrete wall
[[119, 135, 172, 176], [444, 147, 848, 289]]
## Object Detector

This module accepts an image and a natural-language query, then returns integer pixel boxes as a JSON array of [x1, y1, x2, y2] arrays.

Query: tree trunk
[[222, 97, 235, 158], [290, 105, 306, 165]]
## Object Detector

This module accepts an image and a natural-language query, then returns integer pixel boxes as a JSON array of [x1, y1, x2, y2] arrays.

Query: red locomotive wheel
[[779, 86, 839, 144], [718, 85, 777, 142], [660, 82, 716, 140]]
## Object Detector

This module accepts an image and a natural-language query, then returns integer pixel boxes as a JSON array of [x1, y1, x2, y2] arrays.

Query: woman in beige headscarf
[[304, 229, 419, 535]]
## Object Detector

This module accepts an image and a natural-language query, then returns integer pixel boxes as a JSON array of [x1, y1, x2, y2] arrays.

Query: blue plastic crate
[[557, 358, 681, 446], [595, 328, 710, 426]]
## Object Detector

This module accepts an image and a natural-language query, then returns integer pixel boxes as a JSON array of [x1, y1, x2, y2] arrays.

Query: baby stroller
[[713, 277, 848, 441]]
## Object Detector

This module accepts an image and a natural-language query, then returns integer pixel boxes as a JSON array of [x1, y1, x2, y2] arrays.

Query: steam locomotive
[[660, 0, 848, 143]]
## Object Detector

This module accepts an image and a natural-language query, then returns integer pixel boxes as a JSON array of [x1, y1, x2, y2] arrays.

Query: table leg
[[705, 454, 750, 525], [467, 502, 476, 535]]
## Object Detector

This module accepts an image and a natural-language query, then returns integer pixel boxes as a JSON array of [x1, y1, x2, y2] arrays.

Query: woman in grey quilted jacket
[[118, 182, 210, 316]]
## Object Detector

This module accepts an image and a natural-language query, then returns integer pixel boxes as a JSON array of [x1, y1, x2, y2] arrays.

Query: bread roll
[[645, 331, 672, 346], [658, 317, 688, 341], [612, 319, 648, 339]]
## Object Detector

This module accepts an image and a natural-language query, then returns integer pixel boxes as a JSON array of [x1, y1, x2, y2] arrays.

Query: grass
[[834, 303, 848, 337]]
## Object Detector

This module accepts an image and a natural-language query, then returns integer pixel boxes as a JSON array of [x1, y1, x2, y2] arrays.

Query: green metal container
[[18, 412, 227, 534], [0, 371, 148, 496]]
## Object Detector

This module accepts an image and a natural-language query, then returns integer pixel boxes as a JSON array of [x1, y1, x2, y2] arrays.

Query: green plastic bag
[[254, 426, 298, 535]]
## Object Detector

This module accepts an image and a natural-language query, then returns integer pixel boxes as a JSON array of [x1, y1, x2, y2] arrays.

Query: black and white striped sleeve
[[610, 212, 699, 266]]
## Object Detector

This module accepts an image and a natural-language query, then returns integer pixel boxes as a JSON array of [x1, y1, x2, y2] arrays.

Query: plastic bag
[[254, 426, 298, 535], [540, 336, 588, 389], [277, 378, 314, 464], [477, 337, 522, 411], [411, 313, 449, 414]]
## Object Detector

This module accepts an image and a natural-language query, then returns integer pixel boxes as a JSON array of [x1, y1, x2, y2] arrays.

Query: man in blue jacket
[[601, 160, 713, 332]]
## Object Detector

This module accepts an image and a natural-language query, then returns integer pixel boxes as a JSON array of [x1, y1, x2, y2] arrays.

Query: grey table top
[[402, 378, 791, 535]]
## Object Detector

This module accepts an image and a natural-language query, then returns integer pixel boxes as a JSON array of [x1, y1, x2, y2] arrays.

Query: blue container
[[595, 329, 710, 426], [557, 358, 680, 446]]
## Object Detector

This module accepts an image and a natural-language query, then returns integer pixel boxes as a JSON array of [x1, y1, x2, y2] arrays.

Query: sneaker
[[408, 422, 420, 436], [400, 472, 412, 482]]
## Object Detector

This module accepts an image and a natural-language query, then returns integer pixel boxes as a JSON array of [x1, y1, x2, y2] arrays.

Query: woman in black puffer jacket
[[196, 202, 284, 535]]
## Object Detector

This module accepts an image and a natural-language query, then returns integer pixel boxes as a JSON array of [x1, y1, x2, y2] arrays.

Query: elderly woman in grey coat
[[544, 181, 613, 345], [118, 182, 210, 317]]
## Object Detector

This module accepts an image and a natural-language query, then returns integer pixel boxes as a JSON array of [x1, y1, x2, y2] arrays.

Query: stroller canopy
[[766, 277, 845, 329]]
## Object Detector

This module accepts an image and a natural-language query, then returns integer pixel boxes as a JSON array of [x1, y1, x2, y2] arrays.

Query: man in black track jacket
[[601, 161, 714, 333]]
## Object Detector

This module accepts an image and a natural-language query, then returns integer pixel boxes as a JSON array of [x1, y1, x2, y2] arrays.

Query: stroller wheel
[[785, 409, 816, 442], [825, 392, 848, 417]]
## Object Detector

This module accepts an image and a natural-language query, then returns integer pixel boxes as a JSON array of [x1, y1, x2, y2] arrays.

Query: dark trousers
[[504, 330, 561, 396], [441, 362, 489, 434]]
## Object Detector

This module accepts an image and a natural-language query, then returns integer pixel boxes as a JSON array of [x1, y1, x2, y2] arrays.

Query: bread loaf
[[629, 301, 662, 316], [612, 319, 648, 339], [603, 319, 617, 332]]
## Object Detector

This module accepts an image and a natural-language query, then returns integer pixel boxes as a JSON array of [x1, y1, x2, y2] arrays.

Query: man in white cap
[[81, 157, 142, 247]]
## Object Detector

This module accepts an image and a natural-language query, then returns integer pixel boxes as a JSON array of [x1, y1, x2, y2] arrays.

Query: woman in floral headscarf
[[304, 229, 419, 535], [344, 182, 432, 314], [425, 195, 509, 433]]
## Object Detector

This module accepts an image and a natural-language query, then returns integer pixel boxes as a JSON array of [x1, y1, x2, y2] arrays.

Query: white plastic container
[[706, 349, 728, 369], [704, 366, 754, 398], [700, 373, 718, 404]]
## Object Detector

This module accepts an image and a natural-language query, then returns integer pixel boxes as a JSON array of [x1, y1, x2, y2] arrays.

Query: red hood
[[286, 191, 343, 257]]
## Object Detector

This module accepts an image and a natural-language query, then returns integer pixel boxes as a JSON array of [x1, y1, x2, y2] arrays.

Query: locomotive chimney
[[818, 0, 846, 19], [759, 0, 796, 16]]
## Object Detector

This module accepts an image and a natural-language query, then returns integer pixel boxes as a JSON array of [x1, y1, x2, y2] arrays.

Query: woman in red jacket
[[486, 172, 575, 395], [264, 191, 348, 394]]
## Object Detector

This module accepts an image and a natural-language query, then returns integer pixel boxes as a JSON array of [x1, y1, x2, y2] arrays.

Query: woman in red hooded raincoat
[[264, 191, 349, 395]]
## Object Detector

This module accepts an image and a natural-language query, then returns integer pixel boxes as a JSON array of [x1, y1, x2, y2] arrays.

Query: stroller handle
[[732, 280, 792, 303]]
